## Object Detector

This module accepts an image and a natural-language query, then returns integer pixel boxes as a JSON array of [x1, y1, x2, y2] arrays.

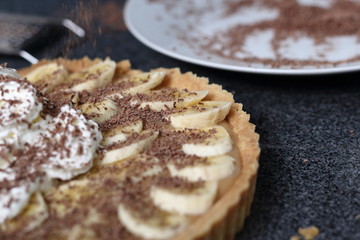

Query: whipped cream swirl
[[33, 105, 102, 180], [0, 66, 102, 224], [0, 72, 42, 140]]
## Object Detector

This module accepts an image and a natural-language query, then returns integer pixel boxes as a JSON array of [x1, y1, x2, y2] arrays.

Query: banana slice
[[102, 120, 143, 146], [122, 71, 166, 94], [167, 155, 236, 182], [0, 155, 13, 169], [133, 90, 208, 111], [182, 126, 233, 157], [0, 170, 40, 225], [0, 159, 7, 169], [150, 181, 218, 215], [79, 97, 118, 123], [118, 204, 187, 239], [101, 130, 159, 165], [68, 59, 116, 92], [1, 192, 48, 233], [25, 63, 68, 93], [47, 179, 94, 218], [170, 101, 232, 128]]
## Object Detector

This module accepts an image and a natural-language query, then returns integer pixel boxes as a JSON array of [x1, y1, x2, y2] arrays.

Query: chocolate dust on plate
[[149, 0, 360, 69]]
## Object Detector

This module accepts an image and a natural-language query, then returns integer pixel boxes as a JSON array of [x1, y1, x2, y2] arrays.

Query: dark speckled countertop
[[1, 0, 359, 239]]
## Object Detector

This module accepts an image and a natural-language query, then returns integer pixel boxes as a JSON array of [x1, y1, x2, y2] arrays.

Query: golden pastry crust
[[18, 57, 260, 240]]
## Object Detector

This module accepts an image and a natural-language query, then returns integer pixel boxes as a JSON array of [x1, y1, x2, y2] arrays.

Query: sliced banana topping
[[79, 97, 118, 123], [0, 170, 41, 224], [170, 101, 232, 128], [67, 59, 116, 92], [0, 158, 8, 169], [121, 71, 166, 95], [102, 120, 143, 146], [132, 90, 208, 111], [25, 63, 69, 93], [150, 181, 218, 215], [0, 154, 14, 170], [101, 130, 159, 165], [118, 204, 187, 240], [168, 155, 236, 182], [1, 192, 48, 233], [182, 126, 233, 157], [47, 179, 95, 218]]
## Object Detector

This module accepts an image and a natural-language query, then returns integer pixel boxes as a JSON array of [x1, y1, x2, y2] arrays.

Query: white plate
[[124, 0, 360, 75]]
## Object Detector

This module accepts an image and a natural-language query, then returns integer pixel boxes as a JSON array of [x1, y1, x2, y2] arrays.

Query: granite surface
[[0, 0, 359, 239]]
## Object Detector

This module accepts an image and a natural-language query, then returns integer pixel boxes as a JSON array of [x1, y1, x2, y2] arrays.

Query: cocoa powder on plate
[[149, 0, 360, 68]]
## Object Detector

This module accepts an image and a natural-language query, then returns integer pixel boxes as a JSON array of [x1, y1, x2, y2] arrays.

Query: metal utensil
[[0, 12, 85, 64]]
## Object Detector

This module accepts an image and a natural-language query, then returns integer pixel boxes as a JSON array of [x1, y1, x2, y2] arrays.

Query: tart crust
[[18, 57, 260, 240]]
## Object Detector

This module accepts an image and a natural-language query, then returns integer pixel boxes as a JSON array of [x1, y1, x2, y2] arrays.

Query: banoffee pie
[[0, 58, 260, 240]]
